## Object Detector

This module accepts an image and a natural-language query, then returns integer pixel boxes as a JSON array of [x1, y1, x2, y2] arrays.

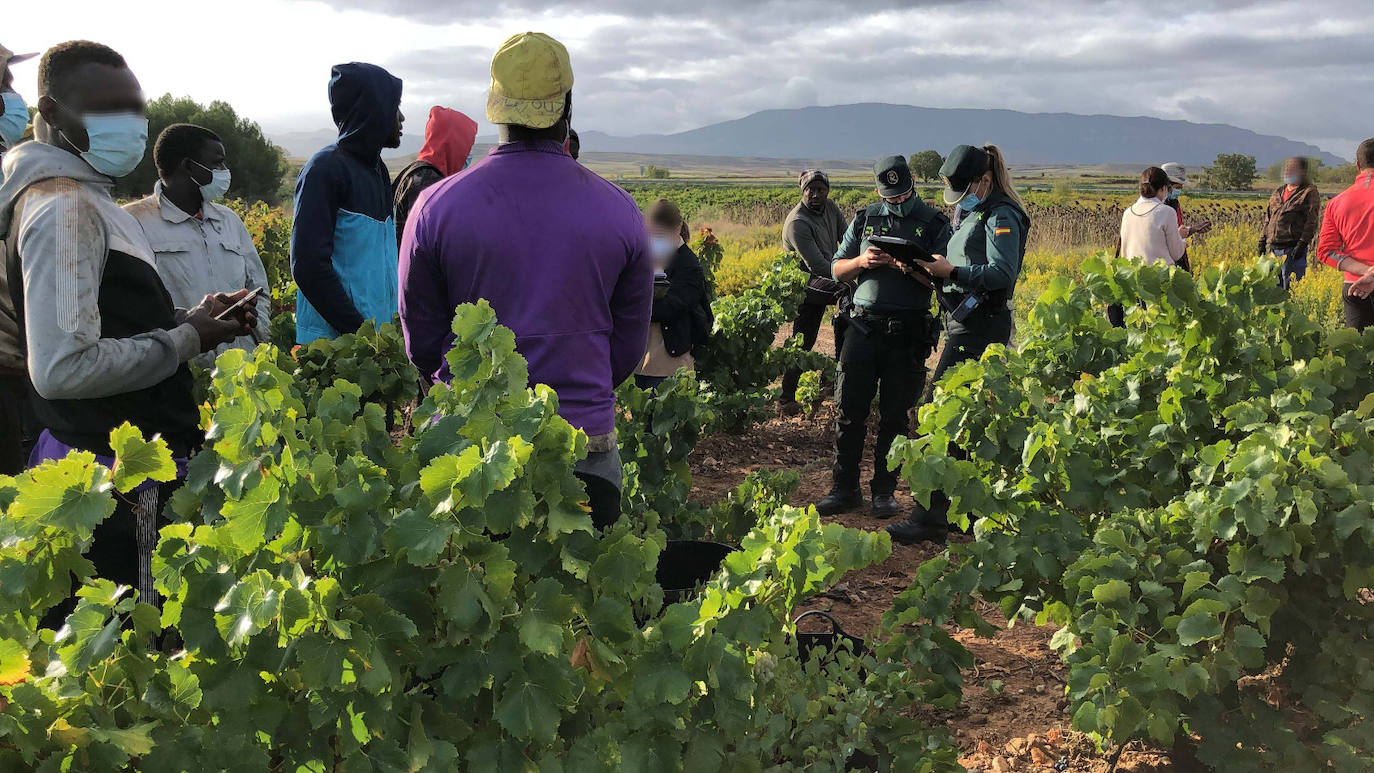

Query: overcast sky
[[7, 0, 1372, 155]]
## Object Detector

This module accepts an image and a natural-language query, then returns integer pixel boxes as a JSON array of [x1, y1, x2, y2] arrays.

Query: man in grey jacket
[[779, 169, 850, 408], [125, 123, 271, 368], [0, 40, 249, 613]]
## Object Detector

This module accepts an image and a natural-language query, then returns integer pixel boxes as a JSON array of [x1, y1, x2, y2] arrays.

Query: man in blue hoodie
[[291, 63, 404, 344]]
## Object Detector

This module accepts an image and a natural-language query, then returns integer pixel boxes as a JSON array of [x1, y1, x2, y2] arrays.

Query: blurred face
[[803, 180, 829, 210], [37, 62, 144, 152], [1283, 158, 1303, 183], [647, 221, 679, 241]]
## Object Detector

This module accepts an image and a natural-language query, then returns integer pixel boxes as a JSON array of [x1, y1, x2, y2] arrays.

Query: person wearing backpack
[[634, 199, 711, 390], [392, 106, 478, 247]]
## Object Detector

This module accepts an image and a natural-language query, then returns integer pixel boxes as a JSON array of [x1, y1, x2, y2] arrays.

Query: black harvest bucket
[[793, 610, 867, 660], [656, 540, 736, 604]]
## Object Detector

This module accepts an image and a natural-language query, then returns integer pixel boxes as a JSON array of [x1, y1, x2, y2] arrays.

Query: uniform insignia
[[995, 227, 1011, 235], [885, 170, 898, 186]]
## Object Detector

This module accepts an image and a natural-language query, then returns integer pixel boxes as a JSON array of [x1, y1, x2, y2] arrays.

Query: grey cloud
[[356, 0, 1373, 154]]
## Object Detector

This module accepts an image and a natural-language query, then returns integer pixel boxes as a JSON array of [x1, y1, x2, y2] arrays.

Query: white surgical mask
[[190, 158, 232, 201], [0, 91, 28, 149], [55, 100, 148, 178], [1282, 174, 1300, 186]]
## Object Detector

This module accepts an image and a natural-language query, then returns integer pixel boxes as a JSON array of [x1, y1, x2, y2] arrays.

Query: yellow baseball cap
[[486, 32, 573, 129]]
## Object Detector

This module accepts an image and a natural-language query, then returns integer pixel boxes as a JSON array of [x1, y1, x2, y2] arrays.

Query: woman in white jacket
[[1120, 166, 1188, 265], [1109, 167, 1188, 326]]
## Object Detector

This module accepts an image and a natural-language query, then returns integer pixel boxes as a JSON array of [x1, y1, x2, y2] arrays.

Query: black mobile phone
[[215, 287, 265, 321]]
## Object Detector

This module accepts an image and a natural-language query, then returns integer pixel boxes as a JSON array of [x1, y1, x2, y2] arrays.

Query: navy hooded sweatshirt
[[290, 62, 403, 343]]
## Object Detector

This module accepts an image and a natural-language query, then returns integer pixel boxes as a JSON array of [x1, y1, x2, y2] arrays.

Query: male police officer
[[817, 156, 952, 519]]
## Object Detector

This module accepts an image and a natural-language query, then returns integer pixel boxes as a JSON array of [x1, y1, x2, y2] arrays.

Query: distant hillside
[[272, 103, 1342, 168], [578, 104, 1342, 167]]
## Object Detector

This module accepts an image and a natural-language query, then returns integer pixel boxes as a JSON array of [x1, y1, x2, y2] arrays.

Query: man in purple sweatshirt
[[398, 32, 652, 529]]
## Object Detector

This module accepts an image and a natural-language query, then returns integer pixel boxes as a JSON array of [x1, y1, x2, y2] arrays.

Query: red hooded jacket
[[416, 106, 479, 177], [393, 107, 479, 245]]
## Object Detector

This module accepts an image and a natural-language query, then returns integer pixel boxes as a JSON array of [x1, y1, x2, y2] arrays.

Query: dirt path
[[687, 323, 1179, 772]]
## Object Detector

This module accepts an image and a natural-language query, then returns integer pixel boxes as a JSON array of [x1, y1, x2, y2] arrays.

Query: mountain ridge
[[270, 103, 1343, 167]]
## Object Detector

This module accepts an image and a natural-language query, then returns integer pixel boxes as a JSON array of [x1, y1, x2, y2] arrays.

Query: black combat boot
[[885, 516, 948, 546], [816, 488, 863, 516], [886, 497, 950, 545], [870, 494, 900, 519]]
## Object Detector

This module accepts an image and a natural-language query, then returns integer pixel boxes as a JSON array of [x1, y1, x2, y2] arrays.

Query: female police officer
[[885, 144, 1030, 545], [816, 156, 952, 520]]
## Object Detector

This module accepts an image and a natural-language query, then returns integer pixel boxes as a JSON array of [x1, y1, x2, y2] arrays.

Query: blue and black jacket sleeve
[[290, 153, 365, 334]]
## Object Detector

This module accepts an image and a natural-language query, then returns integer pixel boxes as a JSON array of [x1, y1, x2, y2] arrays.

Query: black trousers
[[1344, 283, 1374, 332], [1106, 303, 1126, 328], [577, 473, 622, 531], [40, 484, 170, 629], [931, 307, 1015, 386], [781, 301, 847, 403], [0, 372, 34, 475], [918, 306, 1014, 527], [832, 317, 931, 497]]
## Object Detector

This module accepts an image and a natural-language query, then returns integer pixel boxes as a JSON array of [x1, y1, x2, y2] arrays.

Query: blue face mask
[[55, 100, 148, 178], [1166, 188, 1181, 201], [956, 192, 982, 212], [1283, 174, 1300, 185], [0, 91, 28, 149]]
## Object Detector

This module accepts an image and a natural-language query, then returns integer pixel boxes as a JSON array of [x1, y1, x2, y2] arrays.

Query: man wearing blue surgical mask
[[0, 44, 38, 177], [0, 41, 251, 617], [126, 123, 271, 366], [0, 42, 38, 475]]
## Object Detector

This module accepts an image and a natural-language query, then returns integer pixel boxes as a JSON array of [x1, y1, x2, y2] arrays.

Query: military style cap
[[940, 144, 990, 204], [486, 32, 573, 130], [873, 155, 913, 198]]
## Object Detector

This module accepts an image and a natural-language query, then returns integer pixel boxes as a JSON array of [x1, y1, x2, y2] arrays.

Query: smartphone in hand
[[215, 287, 265, 321]]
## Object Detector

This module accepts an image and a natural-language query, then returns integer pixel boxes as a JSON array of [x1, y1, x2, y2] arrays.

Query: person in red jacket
[[392, 106, 478, 246], [1316, 139, 1374, 330]]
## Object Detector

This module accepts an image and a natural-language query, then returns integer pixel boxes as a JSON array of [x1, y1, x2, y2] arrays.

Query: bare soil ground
[[684, 323, 1181, 772]]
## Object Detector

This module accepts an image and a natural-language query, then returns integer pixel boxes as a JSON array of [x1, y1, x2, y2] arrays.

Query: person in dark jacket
[[291, 62, 403, 344], [780, 168, 849, 408], [392, 106, 478, 247], [888, 143, 1031, 545], [635, 199, 709, 389], [1260, 157, 1323, 290]]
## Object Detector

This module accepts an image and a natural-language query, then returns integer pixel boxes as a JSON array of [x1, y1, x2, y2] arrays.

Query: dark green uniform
[[931, 190, 1030, 384], [827, 196, 952, 501]]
